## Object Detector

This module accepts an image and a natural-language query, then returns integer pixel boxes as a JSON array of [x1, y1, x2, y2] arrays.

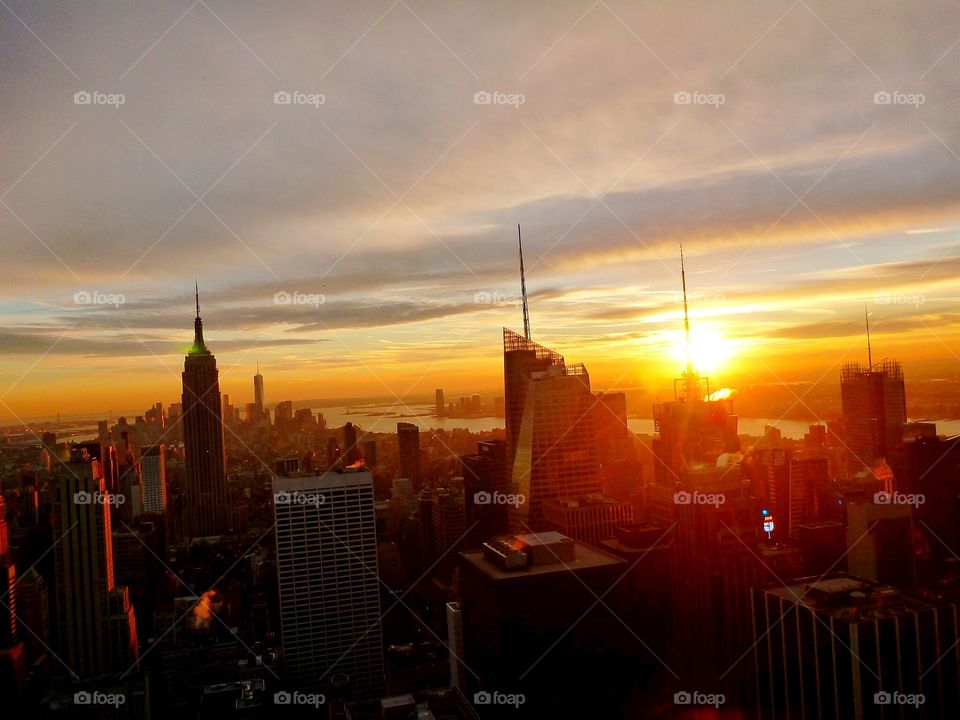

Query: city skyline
[[4, 4, 960, 717], [3, 2, 960, 420]]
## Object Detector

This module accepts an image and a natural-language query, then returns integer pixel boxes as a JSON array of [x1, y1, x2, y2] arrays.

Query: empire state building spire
[[192, 281, 208, 354], [181, 284, 228, 538]]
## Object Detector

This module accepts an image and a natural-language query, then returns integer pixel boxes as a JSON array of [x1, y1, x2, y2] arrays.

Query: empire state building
[[181, 287, 229, 538]]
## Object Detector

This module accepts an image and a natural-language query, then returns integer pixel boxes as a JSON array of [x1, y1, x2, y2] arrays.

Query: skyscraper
[[54, 447, 138, 677], [273, 468, 385, 698], [840, 359, 907, 477], [342, 421, 359, 466], [754, 574, 960, 718], [435, 388, 445, 418], [140, 444, 166, 514], [0, 496, 26, 700], [180, 288, 229, 538], [502, 328, 600, 530], [253, 361, 265, 421], [397, 422, 421, 488]]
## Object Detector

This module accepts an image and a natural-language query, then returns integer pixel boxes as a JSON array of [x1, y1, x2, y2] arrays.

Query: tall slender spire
[[192, 282, 206, 353], [518, 224, 531, 341], [681, 244, 693, 377], [865, 303, 873, 370]]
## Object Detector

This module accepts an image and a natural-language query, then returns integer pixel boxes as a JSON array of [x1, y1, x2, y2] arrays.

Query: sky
[[2, 0, 960, 421]]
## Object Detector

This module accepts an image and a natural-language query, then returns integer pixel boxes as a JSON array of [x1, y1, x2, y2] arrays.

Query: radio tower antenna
[[865, 303, 873, 370], [518, 224, 531, 340], [681, 244, 693, 376]]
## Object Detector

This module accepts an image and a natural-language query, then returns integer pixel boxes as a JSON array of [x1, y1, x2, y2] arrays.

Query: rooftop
[[272, 467, 373, 493], [764, 573, 943, 621], [462, 535, 623, 581]]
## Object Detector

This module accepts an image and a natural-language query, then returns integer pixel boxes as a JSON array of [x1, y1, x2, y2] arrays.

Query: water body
[[21, 405, 960, 444]]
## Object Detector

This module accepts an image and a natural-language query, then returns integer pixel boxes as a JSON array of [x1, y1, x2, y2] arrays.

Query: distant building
[[54, 447, 138, 677], [797, 521, 847, 576], [846, 500, 915, 587], [273, 468, 385, 699], [445, 602, 464, 691], [274, 400, 293, 424], [391, 478, 415, 517], [140, 444, 167, 514], [902, 423, 960, 557], [435, 388, 445, 418], [840, 360, 907, 478], [343, 422, 359, 466], [359, 434, 377, 467], [502, 329, 600, 531], [462, 440, 508, 541], [397, 422, 421, 488], [253, 363, 265, 420], [14, 568, 47, 666], [425, 487, 466, 561], [754, 574, 960, 718], [0, 497, 26, 701], [542, 495, 634, 547], [180, 292, 229, 538]]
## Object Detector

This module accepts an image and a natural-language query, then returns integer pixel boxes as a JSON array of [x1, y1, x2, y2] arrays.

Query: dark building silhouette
[[0, 497, 26, 702], [359, 434, 377, 467], [180, 289, 229, 538], [54, 448, 138, 677], [326, 436, 341, 469], [343, 421, 359, 466], [458, 532, 628, 717], [901, 422, 960, 558], [647, 371, 740, 527], [253, 361, 265, 421], [397, 422, 421, 488], [846, 500, 915, 587], [462, 440, 508, 542]]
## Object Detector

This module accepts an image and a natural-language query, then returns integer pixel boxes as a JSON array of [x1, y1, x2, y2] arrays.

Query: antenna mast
[[681, 244, 693, 377], [865, 303, 873, 370], [518, 224, 531, 340]]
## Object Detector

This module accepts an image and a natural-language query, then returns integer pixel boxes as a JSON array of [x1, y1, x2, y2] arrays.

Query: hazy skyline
[[4, 1, 960, 419]]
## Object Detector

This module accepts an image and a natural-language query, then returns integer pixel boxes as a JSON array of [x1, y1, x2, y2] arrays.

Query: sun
[[672, 326, 735, 375]]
